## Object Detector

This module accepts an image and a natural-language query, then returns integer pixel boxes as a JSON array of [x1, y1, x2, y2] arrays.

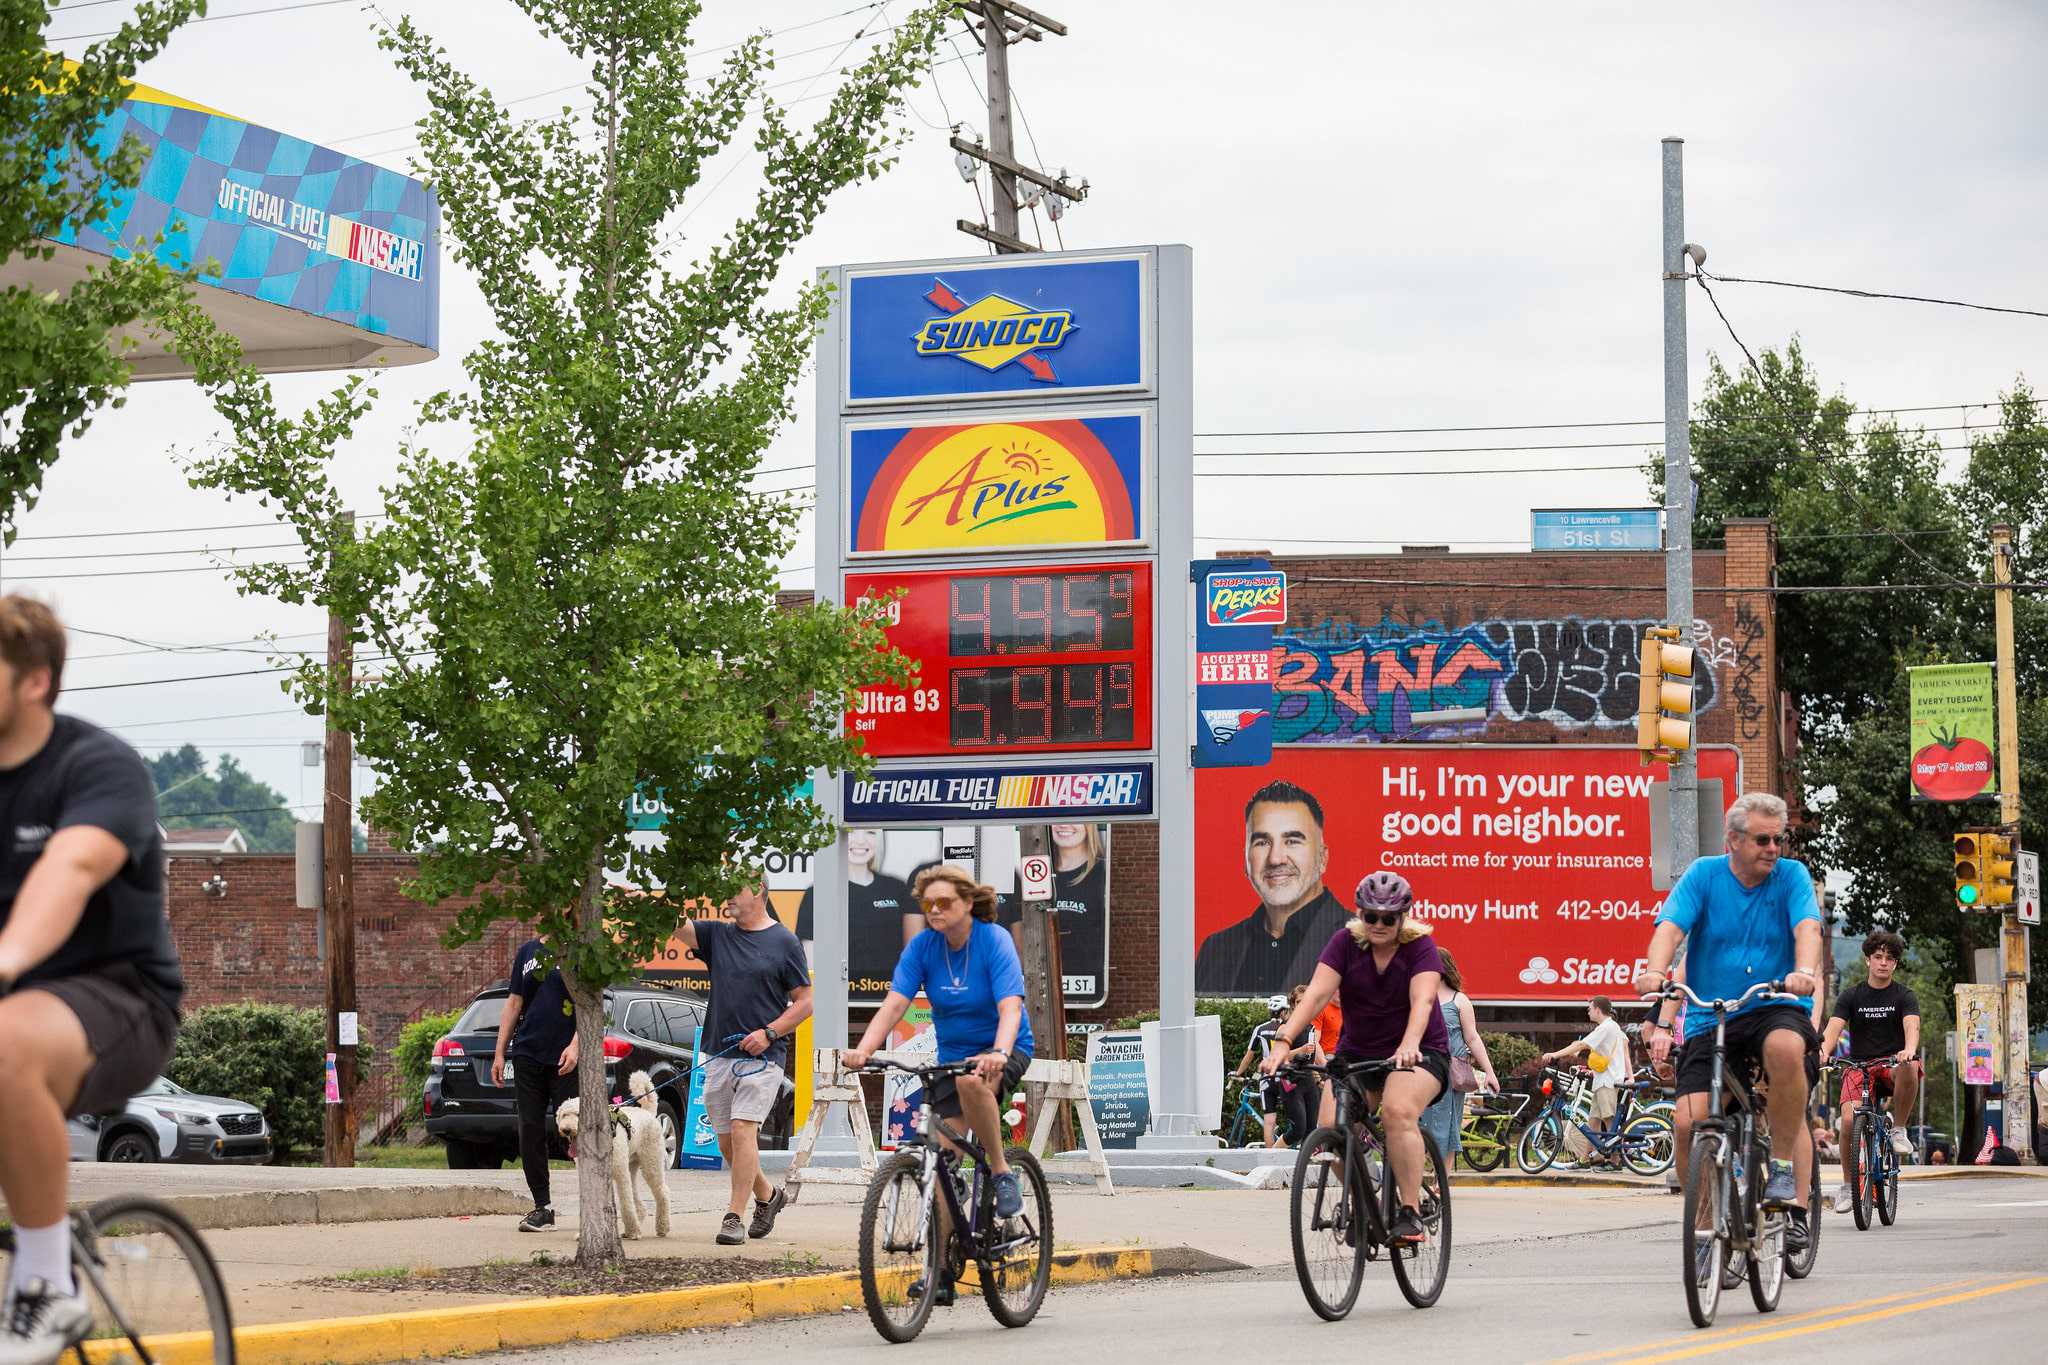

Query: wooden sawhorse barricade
[[784, 1049, 1114, 1201]]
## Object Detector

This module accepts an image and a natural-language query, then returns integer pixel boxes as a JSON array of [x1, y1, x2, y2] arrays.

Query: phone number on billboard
[[1553, 899, 1661, 921]]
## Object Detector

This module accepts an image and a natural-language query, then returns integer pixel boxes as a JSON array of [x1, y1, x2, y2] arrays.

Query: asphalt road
[[470, 1180, 2048, 1364]]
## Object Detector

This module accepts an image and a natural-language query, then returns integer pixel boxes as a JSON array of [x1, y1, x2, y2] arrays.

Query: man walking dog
[[672, 878, 811, 1245]]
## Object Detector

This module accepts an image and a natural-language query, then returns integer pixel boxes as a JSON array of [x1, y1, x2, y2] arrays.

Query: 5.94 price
[[949, 662, 1136, 747]]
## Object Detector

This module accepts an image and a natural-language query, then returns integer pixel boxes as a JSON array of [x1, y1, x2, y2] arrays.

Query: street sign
[[1531, 508, 1661, 551], [1020, 853, 1054, 901], [2018, 849, 2040, 926]]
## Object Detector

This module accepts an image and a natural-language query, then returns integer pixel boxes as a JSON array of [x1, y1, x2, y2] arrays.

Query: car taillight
[[433, 1037, 464, 1058], [601, 1035, 633, 1061]]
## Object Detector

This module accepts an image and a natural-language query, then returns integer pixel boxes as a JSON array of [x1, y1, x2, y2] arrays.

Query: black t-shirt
[[1829, 979, 1921, 1060], [796, 872, 916, 1001], [508, 938, 575, 1062], [998, 858, 1109, 1002], [4, 716, 180, 1011], [697, 918, 809, 1066], [1194, 887, 1350, 996]]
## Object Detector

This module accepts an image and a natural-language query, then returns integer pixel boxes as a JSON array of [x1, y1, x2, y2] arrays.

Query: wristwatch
[[762, 1027, 779, 1044]]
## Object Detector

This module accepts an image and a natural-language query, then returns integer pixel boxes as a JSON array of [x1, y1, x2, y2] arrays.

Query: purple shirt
[[1317, 931, 1451, 1058]]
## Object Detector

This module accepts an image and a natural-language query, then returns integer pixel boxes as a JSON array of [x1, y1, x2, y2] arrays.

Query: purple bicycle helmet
[[1353, 871, 1413, 915]]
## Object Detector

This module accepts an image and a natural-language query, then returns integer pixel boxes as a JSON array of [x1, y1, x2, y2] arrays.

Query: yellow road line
[[1618, 1276, 2048, 1363], [1545, 1279, 1982, 1364]]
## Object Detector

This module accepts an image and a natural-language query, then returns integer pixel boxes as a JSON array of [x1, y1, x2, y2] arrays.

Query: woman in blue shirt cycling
[[845, 864, 1036, 1220]]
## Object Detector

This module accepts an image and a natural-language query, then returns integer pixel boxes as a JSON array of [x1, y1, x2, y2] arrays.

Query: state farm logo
[[1522, 954, 1647, 987]]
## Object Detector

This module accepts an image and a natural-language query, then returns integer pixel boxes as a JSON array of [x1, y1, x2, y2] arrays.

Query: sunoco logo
[[913, 279, 1074, 381]]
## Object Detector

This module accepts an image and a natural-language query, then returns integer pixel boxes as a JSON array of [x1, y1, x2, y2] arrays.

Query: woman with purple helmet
[[1263, 870, 1450, 1245]]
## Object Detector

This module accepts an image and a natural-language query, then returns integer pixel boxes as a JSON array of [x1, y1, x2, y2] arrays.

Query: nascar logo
[[1201, 708, 1269, 745], [914, 279, 1073, 381], [996, 771, 1144, 809], [1205, 571, 1287, 626]]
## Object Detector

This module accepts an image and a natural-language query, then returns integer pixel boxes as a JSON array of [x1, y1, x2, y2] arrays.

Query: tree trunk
[[569, 877, 624, 1265]]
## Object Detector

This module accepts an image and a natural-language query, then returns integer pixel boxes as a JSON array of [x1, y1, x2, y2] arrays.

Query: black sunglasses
[[1744, 833, 1790, 849], [1355, 910, 1403, 927]]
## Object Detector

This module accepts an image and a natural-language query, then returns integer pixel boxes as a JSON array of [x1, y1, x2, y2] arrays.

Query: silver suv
[[67, 1076, 272, 1164]]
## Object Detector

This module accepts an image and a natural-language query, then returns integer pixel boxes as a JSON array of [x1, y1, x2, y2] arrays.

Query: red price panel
[[845, 561, 1154, 758]]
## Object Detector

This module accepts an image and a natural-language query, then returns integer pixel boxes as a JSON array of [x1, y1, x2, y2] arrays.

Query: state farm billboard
[[1193, 745, 1740, 1002]]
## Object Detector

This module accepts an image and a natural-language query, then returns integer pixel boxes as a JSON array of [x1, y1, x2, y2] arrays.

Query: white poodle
[[556, 1070, 671, 1239]]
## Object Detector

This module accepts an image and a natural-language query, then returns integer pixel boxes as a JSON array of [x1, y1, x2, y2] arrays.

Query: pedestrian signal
[[1636, 626, 1695, 765]]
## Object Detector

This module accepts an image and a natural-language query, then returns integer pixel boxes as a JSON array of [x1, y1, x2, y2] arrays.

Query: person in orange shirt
[[1311, 994, 1344, 1127]]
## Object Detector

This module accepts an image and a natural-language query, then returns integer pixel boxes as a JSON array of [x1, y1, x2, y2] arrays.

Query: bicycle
[[1456, 1088, 1529, 1172], [0, 1197, 236, 1364], [1832, 1058, 1903, 1231], [1284, 1057, 1452, 1318], [853, 1059, 1053, 1344], [1226, 1072, 1308, 1149], [1515, 1068, 1675, 1176], [1646, 979, 1807, 1329]]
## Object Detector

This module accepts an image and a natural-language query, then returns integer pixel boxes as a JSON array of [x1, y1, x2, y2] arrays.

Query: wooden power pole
[[1991, 524, 2033, 1162], [323, 512, 358, 1167], [954, 2, 1087, 255]]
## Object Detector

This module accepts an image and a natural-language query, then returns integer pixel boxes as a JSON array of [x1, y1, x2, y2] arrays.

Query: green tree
[[1, 0, 206, 540], [166, 0, 945, 1264], [148, 743, 299, 851]]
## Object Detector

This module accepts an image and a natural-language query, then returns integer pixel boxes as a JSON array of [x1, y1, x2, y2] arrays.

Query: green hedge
[[1480, 1031, 1543, 1080], [395, 1008, 462, 1114], [168, 1004, 375, 1160], [1115, 998, 1278, 1130]]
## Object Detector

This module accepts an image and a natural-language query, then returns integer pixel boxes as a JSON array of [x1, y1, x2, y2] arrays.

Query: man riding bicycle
[[1634, 793, 1823, 1260], [1234, 994, 1313, 1148], [0, 598, 181, 1365], [844, 864, 1034, 1303], [1265, 871, 1448, 1247], [1822, 929, 1920, 1212]]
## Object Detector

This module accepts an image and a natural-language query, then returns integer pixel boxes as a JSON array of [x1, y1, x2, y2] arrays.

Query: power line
[[68, 628, 327, 661], [9, 541, 301, 564], [1700, 270, 2048, 323], [1288, 573, 2034, 597], [101, 707, 312, 729], [1186, 403, 2014, 439], [3, 559, 310, 582], [68, 651, 422, 693], [50, 0, 361, 43]]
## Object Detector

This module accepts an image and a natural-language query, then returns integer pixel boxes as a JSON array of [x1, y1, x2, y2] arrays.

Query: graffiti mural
[[1272, 613, 1731, 744]]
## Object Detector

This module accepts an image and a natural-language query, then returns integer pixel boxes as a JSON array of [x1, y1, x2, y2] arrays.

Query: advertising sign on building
[[1908, 663, 1997, 801], [1192, 745, 1741, 1001], [1086, 1028, 1151, 1148], [1193, 558, 1280, 768]]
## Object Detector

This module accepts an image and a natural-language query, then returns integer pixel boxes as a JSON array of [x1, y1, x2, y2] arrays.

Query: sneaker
[[715, 1212, 747, 1246], [748, 1187, 787, 1239], [907, 1277, 955, 1307], [1830, 1182, 1854, 1214], [1761, 1160, 1798, 1210], [1786, 1209, 1811, 1256], [1890, 1127, 1914, 1159], [993, 1172, 1024, 1219], [1389, 1206, 1426, 1246], [517, 1206, 555, 1233], [0, 1278, 92, 1365]]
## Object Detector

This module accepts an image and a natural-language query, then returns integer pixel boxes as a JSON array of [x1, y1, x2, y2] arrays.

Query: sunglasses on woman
[[1356, 910, 1403, 928], [921, 894, 961, 911]]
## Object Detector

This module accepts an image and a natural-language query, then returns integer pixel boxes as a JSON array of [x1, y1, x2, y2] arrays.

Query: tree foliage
[[0, 0, 207, 541], [147, 743, 299, 851], [165, 0, 947, 1263]]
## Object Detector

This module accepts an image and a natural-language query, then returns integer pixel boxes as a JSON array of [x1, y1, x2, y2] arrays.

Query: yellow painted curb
[[220, 1246, 1166, 1364]]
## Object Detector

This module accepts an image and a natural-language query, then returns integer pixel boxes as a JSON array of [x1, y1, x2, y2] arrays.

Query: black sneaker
[[1786, 1209, 1811, 1256], [1389, 1206, 1427, 1246], [517, 1206, 555, 1233], [716, 1212, 747, 1245], [908, 1277, 955, 1307], [1761, 1160, 1798, 1210], [748, 1187, 787, 1239]]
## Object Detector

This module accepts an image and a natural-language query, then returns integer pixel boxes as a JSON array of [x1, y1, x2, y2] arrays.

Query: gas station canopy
[[8, 76, 439, 378]]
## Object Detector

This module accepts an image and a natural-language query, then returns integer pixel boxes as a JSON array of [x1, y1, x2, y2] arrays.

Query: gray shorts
[[26, 964, 180, 1119], [701, 1055, 783, 1134]]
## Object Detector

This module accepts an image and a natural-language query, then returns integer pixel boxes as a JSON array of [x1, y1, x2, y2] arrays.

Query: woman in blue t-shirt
[[845, 865, 1036, 1221]]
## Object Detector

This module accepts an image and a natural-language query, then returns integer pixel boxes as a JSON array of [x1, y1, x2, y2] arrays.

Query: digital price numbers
[[844, 561, 1154, 758]]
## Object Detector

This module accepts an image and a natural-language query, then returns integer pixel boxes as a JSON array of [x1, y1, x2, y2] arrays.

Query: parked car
[[423, 980, 796, 1170], [67, 1076, 272, 1165]]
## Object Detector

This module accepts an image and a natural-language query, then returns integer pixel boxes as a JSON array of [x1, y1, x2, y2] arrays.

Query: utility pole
[[323, 511, 358, 1167], [953, 2, 1086, 255], [1661, 137, 1700, 870], [1013, 824, 1072, 1150], [1991, 524, 2033, 1161]]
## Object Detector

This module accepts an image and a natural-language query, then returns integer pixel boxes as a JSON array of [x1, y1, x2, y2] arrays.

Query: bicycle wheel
[[74, 1196, 236, 1365], [1681, 1133, 1729, 1329], [1745, 1153, 1785, 1316], [1620, 1117, 1676, 1177], [981, 1149, 1052, 1329], [1786, 1146, 1821, 1279], [1289, 1127, 1366, 1321], [1516, 1113, 1566, 1174], [1876, 1133, 1899, 1227], [1390, 1129, 1452, 1309], [1462, 1121, 1507, 1173], [1228, 1102, 1251, 1148], [1848, 1115, 1873, 1231], [858, 1153, 940, 1344]]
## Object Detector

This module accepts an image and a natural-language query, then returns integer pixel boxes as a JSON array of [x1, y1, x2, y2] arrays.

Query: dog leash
[[603, 1033, 778, 1110]]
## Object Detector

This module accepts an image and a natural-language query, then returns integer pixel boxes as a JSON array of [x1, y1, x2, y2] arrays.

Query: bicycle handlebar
[[1641, 978, 1800, 1012], [854, 1058, 983, 1081]]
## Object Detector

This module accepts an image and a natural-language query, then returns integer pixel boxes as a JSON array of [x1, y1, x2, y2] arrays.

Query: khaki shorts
[[701, 1056, 783, 1134]]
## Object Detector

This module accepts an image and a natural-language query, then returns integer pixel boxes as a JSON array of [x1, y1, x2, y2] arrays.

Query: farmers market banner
[[1908, 663, 1997, 802]]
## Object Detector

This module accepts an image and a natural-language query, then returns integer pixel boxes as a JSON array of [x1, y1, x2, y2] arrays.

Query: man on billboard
[[1195, 780, 1351, 995]]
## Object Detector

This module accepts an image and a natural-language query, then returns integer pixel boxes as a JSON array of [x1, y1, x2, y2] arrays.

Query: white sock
[[9, 1221, 74, 1298]]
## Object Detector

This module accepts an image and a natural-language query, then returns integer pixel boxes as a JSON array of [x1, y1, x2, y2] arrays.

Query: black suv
[[423, 980, 796, 1169]]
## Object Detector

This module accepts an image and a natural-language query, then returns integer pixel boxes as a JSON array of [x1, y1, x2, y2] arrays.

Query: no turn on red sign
[[2018, 850, 2040, 927], [1020, 854, 1054, 902]]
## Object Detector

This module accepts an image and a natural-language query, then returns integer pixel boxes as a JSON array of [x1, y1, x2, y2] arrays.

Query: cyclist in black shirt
[[1822, 929, 1921, 1210], [0, 598, 180, 1365]]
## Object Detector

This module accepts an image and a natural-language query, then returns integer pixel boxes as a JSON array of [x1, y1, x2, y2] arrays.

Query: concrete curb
[[180, 1244, 1243, 1364], [68, 1186, 529, 1233]]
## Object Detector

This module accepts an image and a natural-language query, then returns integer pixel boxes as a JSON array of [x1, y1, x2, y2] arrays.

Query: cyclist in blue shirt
[[1635, 792, 1824, 1256], [845, 864, 1035, 1225]]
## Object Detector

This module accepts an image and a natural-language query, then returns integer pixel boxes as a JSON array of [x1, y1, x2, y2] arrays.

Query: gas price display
[[844, 562, 1154, 758]]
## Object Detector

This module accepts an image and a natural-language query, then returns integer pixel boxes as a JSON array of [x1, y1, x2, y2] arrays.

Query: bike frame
[[1314, 1059, 1404, 1252], [1533, 1069, 1668, 1160], [875, 1062, 1034, 1279], [1664, 980, 1801, 1254], [1836, 1059, 1901, 1204]]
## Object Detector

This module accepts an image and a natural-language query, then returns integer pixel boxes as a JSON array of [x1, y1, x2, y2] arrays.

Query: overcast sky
[[31, 0, 2048, 815]]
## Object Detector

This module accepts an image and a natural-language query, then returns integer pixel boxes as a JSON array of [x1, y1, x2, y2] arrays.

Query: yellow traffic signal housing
[[1955, 831, 1983, 907], [1636, 626, 1696, 765], [1955, 828, 2017, 909]]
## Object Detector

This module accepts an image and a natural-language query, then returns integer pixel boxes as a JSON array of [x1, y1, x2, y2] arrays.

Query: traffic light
[[1955, 828, 2018, 909], [1636, 626, 1696, 765]]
